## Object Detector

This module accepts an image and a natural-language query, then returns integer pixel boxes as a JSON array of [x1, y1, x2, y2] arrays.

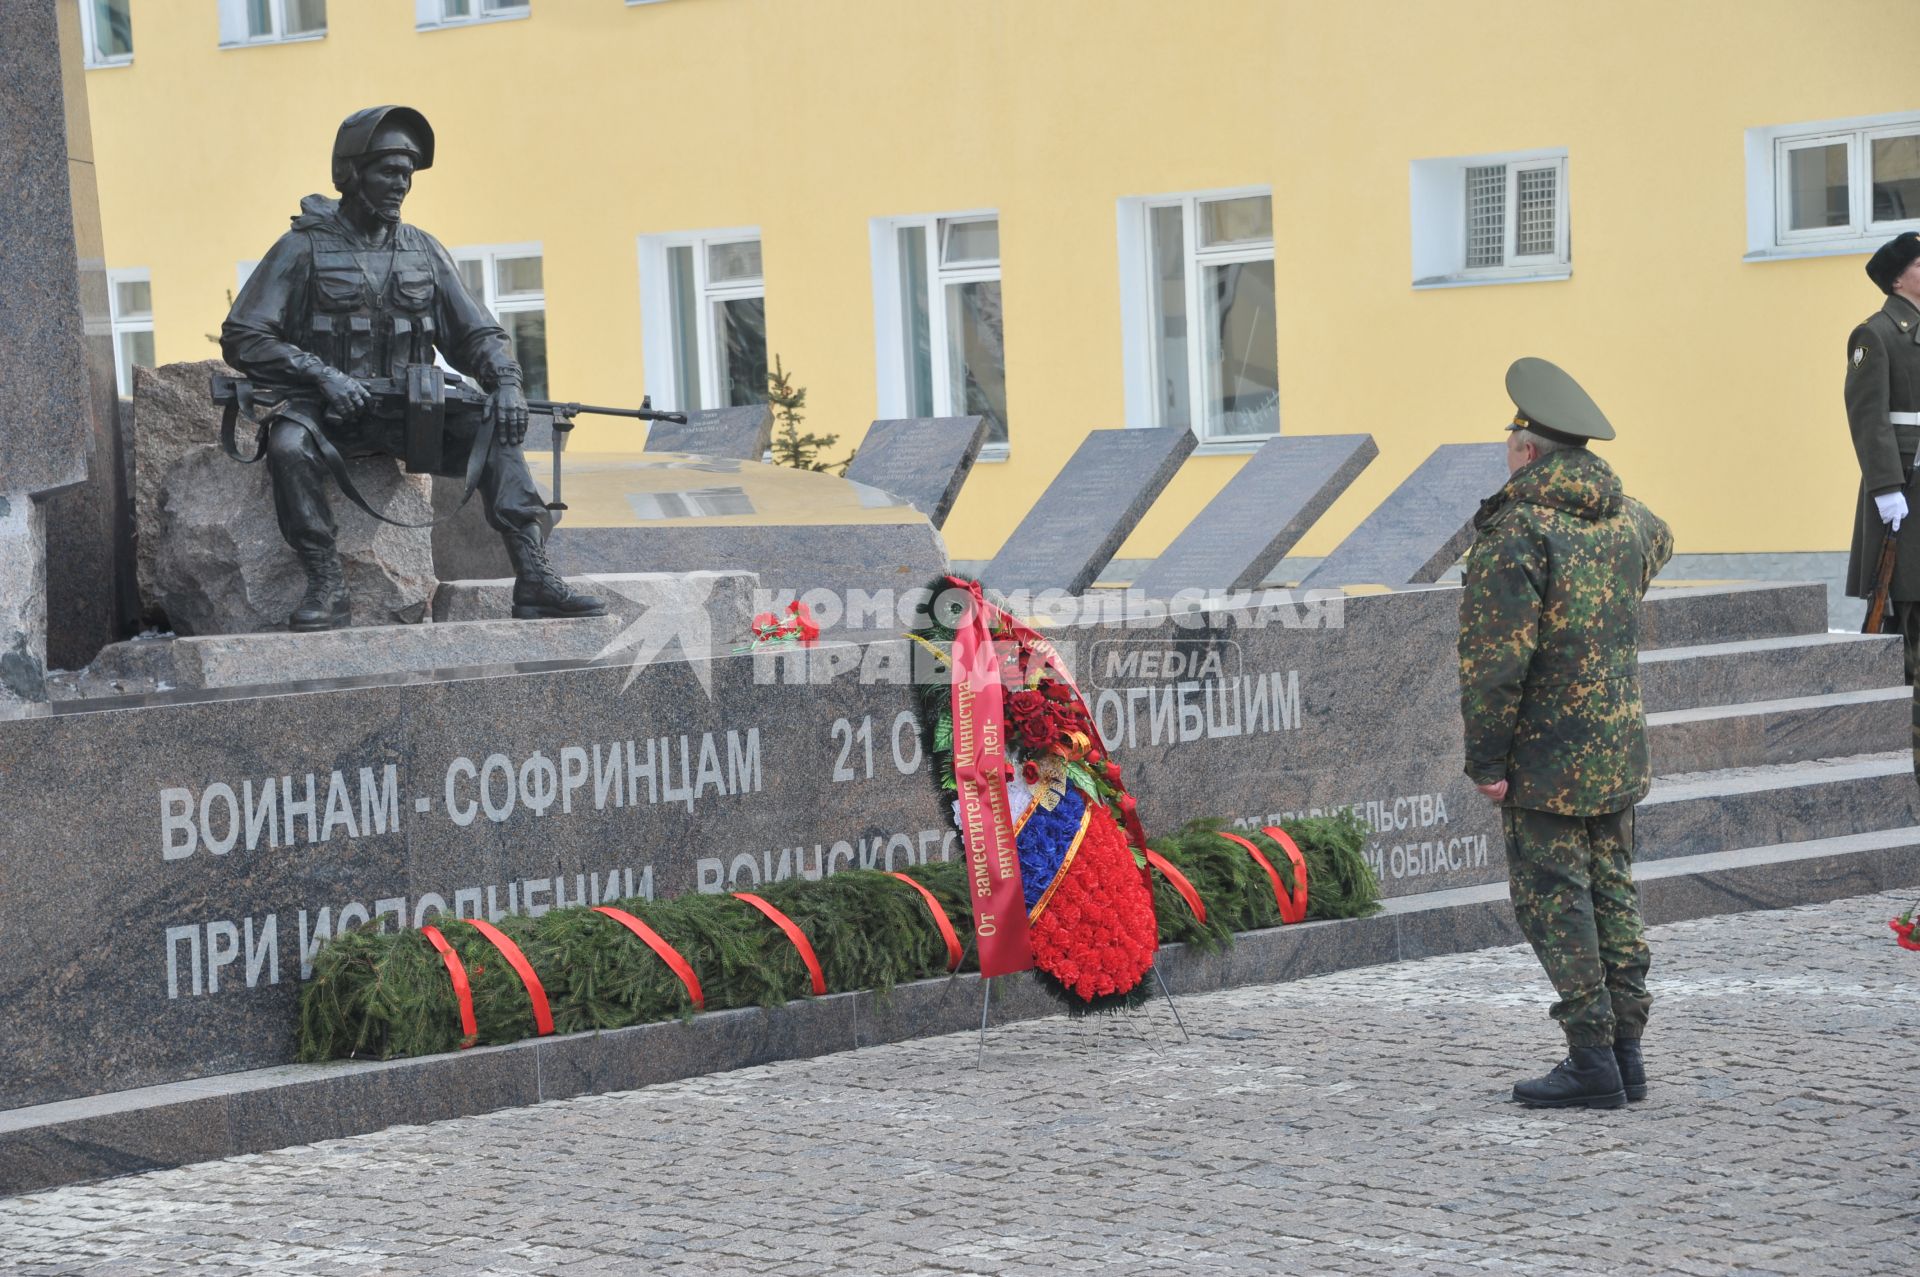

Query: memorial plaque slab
[[843, 416, 988, 528], [643, 405, 774, 460], [1300, 443, 1508, 588], [1131, 434, 1377, 597], [980, 427, 1196, 595]]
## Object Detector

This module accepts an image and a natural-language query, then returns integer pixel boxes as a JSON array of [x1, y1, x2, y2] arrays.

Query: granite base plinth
[[432, 570, 758, 654]]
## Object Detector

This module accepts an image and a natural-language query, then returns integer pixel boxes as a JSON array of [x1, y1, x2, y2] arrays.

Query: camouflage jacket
[[1458, 448, 1673, 815]]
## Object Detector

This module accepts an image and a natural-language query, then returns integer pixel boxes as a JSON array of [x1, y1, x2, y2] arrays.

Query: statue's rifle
[[210, 369, 684, 528]]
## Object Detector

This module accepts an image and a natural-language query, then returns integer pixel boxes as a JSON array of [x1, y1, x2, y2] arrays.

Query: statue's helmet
[[330, 106, 434, 191]]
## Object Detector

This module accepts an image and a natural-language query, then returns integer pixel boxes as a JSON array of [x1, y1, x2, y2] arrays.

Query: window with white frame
[[1409, 150, 1569, 287], [1746, 113, 1920, 258], [80, 0, 133, 67], [416, 0, 529, 30], [218, 0, 327, 46], [1118, 189, 1278, 443], [107, 270, 153, 397], [870, 213, 1010, 451], [452, 246, 547, 399], [637, 230, 768, 414]]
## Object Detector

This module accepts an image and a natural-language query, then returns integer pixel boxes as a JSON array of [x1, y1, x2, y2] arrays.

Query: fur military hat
[[331, 106, 434, 191], [1504, 356, 1615, 444], [1866, 232, 1920, 294]]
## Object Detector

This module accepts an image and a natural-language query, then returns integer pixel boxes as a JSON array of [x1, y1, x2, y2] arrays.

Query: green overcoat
[[1458, 448, 1674, 816], [1844, 294, 1920, 602]]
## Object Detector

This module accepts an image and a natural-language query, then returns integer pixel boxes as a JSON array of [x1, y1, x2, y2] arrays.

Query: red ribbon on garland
[[1144, 850, 1207, 924], [1260, 826, 1310, 924], [1890, 918, 1920, 951], [947, 579, 1035, 978], [461, 917, 555, 1036], [1216, 830, 1306, 925], [420, 924, 478, 1045], [888, 872, 965, 970], [592, 906, 706, 1010], [735, 893, 827, 995]]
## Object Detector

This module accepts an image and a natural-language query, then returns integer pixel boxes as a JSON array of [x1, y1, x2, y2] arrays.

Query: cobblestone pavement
[[3, 891, 1917, 1276]]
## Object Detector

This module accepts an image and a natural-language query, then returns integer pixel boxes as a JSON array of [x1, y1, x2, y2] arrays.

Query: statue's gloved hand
[[1878, 490, 1909, 531], [315, 367, 370, 425], [489, 383, 529, 448]]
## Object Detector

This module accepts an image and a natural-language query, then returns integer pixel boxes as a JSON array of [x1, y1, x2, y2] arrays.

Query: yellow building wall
[[83, 0, 1914, 567]]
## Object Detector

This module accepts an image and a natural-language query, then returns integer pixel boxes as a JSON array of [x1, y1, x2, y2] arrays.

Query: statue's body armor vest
[[303, 224, 438, 380]]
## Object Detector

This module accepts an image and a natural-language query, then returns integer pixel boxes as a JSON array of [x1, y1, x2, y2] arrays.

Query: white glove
[[1878, 491, 1909, 531]]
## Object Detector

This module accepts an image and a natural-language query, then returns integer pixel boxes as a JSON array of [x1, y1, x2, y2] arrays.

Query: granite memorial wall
[[0, 584, 1495, 1109]]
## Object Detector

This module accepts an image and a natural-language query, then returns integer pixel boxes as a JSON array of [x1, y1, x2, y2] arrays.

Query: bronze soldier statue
[[221, 106, 605, 630], [1458, 357, 1673, 1110], [1846, 231, 1920, 680]]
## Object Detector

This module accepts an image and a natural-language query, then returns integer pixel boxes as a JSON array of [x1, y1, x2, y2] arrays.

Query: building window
[[1409, 150, 1569, 287], [870, 212, 1010, 453], [219, 0, 328, 45], [1746, 114, 1920, 258], [415, 0, 529, 29], [452, 246, 547, 400], [1118, 189, 1278, 444], [108, 270, 153, 397], [637, 229, 768, 413], [80, 0, 133, 67]]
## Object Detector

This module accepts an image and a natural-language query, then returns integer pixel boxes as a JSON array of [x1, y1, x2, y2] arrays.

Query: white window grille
[[1409, 149, 1570, 287], [1118, 188, 1278, 444], [416, 0, 529, 30], [80, 0, 133, 67], [870, 212, 1010, 454], [107, 269, 154, 397], [451, 245, 547, 399], [637, 229, 768, 414], [218, 0, 327, 45]]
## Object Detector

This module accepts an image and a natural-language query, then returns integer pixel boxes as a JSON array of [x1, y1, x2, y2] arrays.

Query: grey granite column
[[1, 0, 135, 673], [0, 497, 49, 717]]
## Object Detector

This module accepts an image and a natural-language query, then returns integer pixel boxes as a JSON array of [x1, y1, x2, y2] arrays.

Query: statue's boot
[[1511, 1045, 1627, 1109], [290, 547, 351, 632], [503, 526, 607, 619]]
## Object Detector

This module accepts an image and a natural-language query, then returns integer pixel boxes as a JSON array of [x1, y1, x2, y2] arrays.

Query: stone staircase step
[[1639, 632, 1902, 714], [1638, 582, 1827, 650], [1639, 752, 1919, 860], [1646, 687, 1908, 774]]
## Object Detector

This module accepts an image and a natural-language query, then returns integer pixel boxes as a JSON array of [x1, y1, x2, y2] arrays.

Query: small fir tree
[[766, 355, 847, 473]]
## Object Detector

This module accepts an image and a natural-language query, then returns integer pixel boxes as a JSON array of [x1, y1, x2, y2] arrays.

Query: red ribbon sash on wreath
[[420, 924, 478, 1045], [947, 579, 1034, 977], [462, 917, 556, 1035]]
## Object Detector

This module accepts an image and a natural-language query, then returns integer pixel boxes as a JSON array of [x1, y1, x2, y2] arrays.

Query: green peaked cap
[[1504, 356, 1615, 443]]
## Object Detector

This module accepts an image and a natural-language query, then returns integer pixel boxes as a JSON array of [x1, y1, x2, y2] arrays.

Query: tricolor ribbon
[[735, 893, 827, 995], [888, 872, 965, 971], [947, 579, 1034, 978], [462, 917, 556, 1035], [420, 924, 478, 1045], [592, 906, 706, 1010]]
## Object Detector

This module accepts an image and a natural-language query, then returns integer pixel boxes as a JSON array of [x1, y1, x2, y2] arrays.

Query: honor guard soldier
[[221, 106, 605, 630], [1457, 357, 1674, 1110], [1846, 231, 1920, 681]]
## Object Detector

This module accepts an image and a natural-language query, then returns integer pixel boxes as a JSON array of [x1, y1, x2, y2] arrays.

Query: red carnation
[[1021, 760, 1041, 784]]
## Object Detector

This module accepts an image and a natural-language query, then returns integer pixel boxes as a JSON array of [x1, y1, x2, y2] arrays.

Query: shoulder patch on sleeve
[[1855, 345, 1868, 367]]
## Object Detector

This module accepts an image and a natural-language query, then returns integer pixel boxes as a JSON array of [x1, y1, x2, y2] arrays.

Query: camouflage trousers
[[1502, 805, 1651, 1048]]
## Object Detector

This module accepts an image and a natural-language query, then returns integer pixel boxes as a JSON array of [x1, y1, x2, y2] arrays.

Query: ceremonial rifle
[[1865, 529, 1899, 635]]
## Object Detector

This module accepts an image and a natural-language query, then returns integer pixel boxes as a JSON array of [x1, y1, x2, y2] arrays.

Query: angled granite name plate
[[643, 405, 774, 460], [980, 426, 1196, 595], [1299, 442, 1508, 589], [843, 416, 988, 528], [1131, 434, 1378, 597]]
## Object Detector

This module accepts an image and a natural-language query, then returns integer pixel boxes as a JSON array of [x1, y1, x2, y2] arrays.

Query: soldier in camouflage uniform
[[1458, 357, 1674, 1110]]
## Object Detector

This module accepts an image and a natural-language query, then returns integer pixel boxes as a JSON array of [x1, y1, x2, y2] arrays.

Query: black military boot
[[289, 547, 350, 632], [1613, 1037, 1648, 1102], [502, 527, 607, 619], [1512, 1045, 1627, 1109]]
